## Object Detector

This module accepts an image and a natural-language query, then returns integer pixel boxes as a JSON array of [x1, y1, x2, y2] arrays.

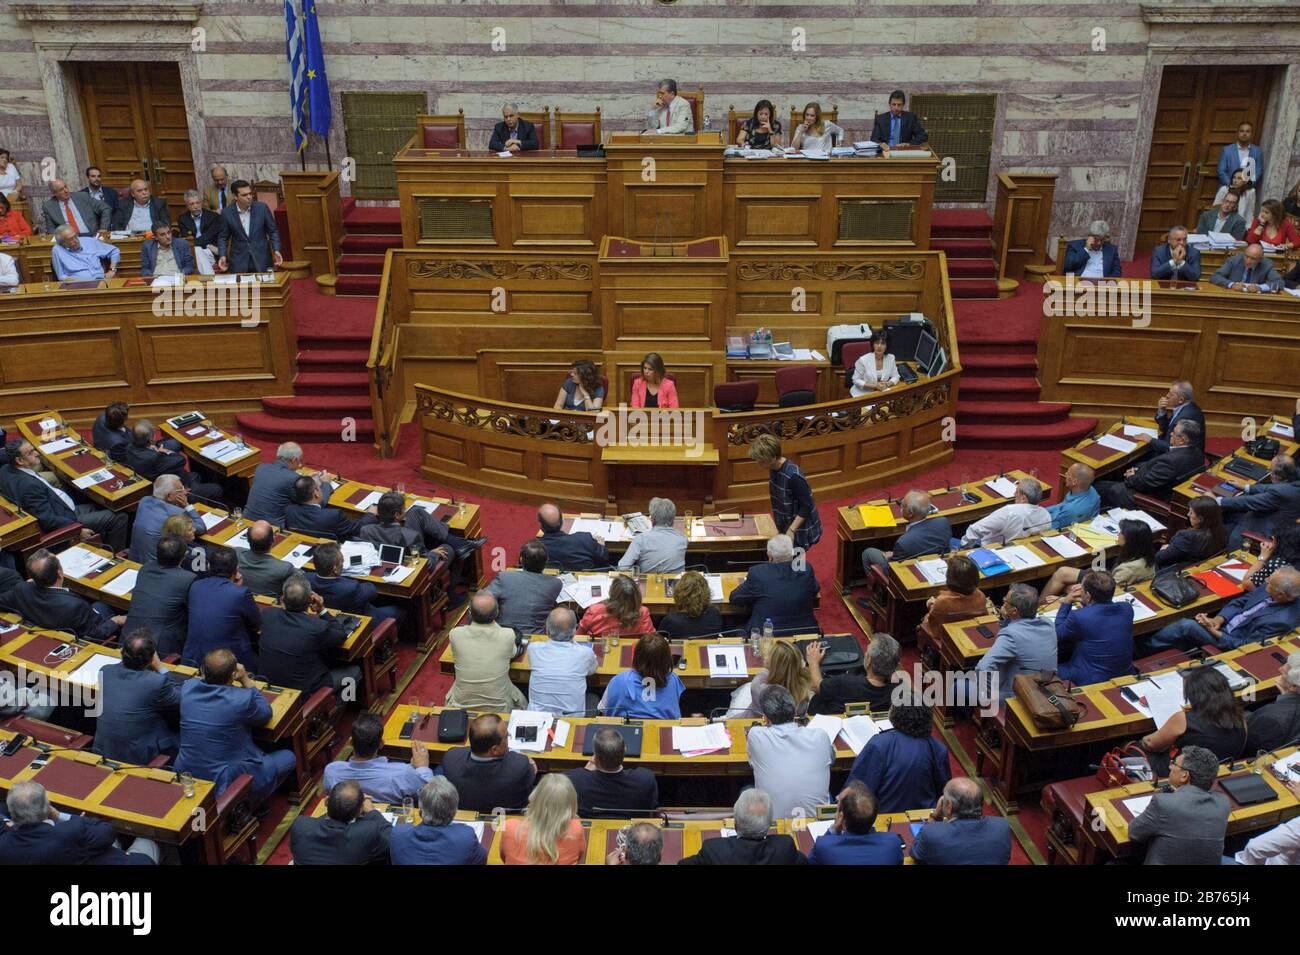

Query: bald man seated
[[1047, 463, 1100, 529], [235, 520, 294, 597], [536, 502, 612, 571], [112, 178, 170, 234], [444, 592, 527, 712], [860, 490, 953, 575], [910, 777, 1011, 865]]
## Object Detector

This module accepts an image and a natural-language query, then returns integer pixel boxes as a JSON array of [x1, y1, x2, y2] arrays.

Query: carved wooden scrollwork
[[734, 260, 925, 282], [725, 380, 950, 445], [406, 260, 593, 281], [415, 392, 593, 443]]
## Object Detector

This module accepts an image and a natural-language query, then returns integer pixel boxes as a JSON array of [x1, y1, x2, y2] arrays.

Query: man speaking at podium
[[644, 79, 694, 135]]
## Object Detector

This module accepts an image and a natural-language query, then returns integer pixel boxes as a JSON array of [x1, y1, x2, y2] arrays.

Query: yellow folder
[[856, 504, 897, 528]]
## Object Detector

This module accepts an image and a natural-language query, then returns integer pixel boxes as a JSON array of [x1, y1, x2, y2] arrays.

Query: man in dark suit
[[358, 493, 427, 557], [1195, 190, 1248, 241], [1150, 379, 1205, 455], [1055, 570, 1134, 685], [92, 628, 182, 764], [289, 779, 391, 865], [245, 442, 332, 526], [860, 489, 953, 578], [1245, 650, 1300, 752], [1, 437, 128, 551], [537, 502, 611, 570], [1128, 745, 1229, 864], [257, 573, 357, 696], [284, 474, 368, 540], [121, 534, 197, 657], [91, 400, 131, 462], [176, 189, 223, 274], [307, 542, 402, 626], [173, 648, 296, 803], [1140, 566, 1300, 655], [8, 549, 123, 642], [680, 789, 806, 865], [79, 165, 120, 223], [1210, 243, 1283, 292], [217, 179, 282, 273], [184, 547, 260, 669], [485, 540, 564, 637], [1218, 454, 1300, 549], [125, 420, 222, 502], [807, 781, 904, 865], [437, 714, 536, 814], [1149, 225, 1201, 281], [565, 726, 658, 819], [235, 520, 294, 598], [729, 533, 819, 632], [910, 777, 1012, 865], [870, 90, 928, 148], [488, 103, 539, 153], [140, 222, 196, 277], [1062, 220, 1122, 278], [1097, 420, 1205, 508], [112, 178, 170, 233], [0, 782, 156, 865], [40, 178, 110, 235]]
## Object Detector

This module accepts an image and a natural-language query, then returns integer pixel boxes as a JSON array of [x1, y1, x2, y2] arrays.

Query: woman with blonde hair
[[659, 570, 724, 637], [500, 773, 585, 865], [161, 513, 205, 574], [790, 102, 844, 152], [741, 640, 813, 718], [576, 573, 654, 638]]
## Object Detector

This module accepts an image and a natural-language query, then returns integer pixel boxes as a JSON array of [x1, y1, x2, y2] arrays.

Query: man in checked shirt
[[748, 434, 822, 553]]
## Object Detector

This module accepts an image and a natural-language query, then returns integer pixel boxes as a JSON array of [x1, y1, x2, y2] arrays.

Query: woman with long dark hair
[[553, 358, 604, 411], [1040, 518, 1156, 601], [1156, 497, 1227, 570], [736, 99, 783, 149], [1139, 665, 1247, 776]]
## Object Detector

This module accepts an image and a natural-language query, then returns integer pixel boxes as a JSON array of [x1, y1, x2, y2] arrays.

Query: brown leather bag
[[1013, 671, 1084, 731]]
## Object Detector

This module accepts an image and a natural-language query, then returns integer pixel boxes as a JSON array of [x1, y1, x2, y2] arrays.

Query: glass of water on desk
[[231, 506, 242, 523], [180, 772, 195, 798]]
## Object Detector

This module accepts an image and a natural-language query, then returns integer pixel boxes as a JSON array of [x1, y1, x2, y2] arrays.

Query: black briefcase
[[795, 635, 865, 676]]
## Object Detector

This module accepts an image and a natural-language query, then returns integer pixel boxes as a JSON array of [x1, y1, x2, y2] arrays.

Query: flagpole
[[323, 135, 333, 171]]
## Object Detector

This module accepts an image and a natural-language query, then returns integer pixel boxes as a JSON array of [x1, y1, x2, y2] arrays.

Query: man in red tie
[[40, 178, 109, 235]]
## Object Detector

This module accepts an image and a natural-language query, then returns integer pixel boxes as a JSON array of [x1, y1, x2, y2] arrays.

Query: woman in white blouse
[[0, 148, 21, 199], [1214, 169, 1255, 225], [850, 332, 899, 397], [789, 103, 844, 153]]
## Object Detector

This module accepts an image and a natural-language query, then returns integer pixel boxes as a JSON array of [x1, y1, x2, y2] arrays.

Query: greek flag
[[284, 0, 307, 152]]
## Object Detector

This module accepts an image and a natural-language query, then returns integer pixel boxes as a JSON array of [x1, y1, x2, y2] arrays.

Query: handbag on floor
[[1013, 671, 1084, 731]]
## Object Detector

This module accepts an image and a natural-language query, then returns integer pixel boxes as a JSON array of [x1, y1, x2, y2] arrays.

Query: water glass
[[180, 772, 195, 798], [1254, 749, 1270, 775], [402, 796, 415, 823]]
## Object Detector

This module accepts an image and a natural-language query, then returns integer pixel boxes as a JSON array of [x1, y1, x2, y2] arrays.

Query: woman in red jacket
[[629, 352, 679, 408], [1245, 198, 1299, 251], [0, 194, 32, 242]]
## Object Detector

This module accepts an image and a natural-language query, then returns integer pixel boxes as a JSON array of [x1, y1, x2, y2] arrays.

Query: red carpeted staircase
[[930, 208, 999, 300], [334, 201, 401, 297]]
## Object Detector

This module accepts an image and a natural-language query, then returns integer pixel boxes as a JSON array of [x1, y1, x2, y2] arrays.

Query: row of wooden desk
[[1, 233, 144, 284]]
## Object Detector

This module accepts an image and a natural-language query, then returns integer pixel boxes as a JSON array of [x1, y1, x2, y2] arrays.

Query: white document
[[806, 820, 836, 840], [1113, 591, 1157, 622], [340, 540, 380, 572], [73, 469, 113, 490], [352, 490, 382, 511], [283, 544, 314, 570], [38, 417, 59, 433], [1143, 675, 1187, 728], [807, 714, 843, 747], [799, 149, 830, 160], [409, 499, 441, 513], [225, 528, 251, 550], [1215, 560, 1250, 582], [67, 653, 119, 687], [199, 511, 226, 530], [552, 720, 571, 749], [1096, 433, 1137, 454], [689, 520, 708, 540], [995, 545, 1046, 570], [214, 445, 249, 464], [1088, 514, 1121, 538], [914, 558, 950, 586], [852, 141, 879, 150], [1186, 661, 1252, 693], [1284, 287, 1300, 299], [1108, 508, 1166, 532], [1268, 421, 1295, 439], [1273, 752, 1300, 780], [56, 546, 109, 578], [150, 275, 182, 287], [1206, 231, 1238, 248], [671, 723, 731, 756], [383, 563, 416, 584], [38, 437, 77, 454], [101, 568, 138, 597], [706, 644, 747, 678], [496, 151, 513, 158], [570, 518, 627, 542], [566, 574, 614, 609], [505, 710, 553, 753], [1042, 534, 1088, 559], [1122, 795, 1154, 818], [1122, 424, 1158, 440], [986, 476, 1018, 498], [199, 438, 237, 461], [838, 715, 886, 755], [705, 574, 726, 602]]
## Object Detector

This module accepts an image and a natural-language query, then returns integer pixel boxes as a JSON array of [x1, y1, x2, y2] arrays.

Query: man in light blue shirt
[[1047, 462, 1100, 530], [323, 713, 433, 804], [618, 496, 688, 574], [527, 607, 597, 716], [975, 584, 1057, 701], [51, 226, 119, 280]]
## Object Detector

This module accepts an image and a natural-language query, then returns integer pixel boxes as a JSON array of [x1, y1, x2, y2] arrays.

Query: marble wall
[[1, 0, 1297, 255]]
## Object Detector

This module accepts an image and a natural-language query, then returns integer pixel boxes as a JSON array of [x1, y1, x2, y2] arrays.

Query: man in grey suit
[[975, 583, 1057, 701], [91, 629, 182, 765], [245, 441, 334, 526], [235, 520, 294, 597], [112, 179, 170, 233], [1217, 454, 1300, 549], [1127, 745, 1229, 864], [121, 533, 197, 657], [1210, 243, 1283, 292], [1195, 191, 1248, 241], [41, 178, 110, 235], [217, 179, 282, 273], [485, 540, 563, 637], [617, 496, 688, 574]]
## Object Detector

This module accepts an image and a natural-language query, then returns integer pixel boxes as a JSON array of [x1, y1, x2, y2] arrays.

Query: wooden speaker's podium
[[604, 132, 726, 244]]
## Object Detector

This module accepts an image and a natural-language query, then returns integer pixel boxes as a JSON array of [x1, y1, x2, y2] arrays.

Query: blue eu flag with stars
[[301, 0, 332, 138]]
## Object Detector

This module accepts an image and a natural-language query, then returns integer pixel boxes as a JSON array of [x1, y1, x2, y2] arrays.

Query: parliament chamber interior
[[1, 0, 1300, 894]]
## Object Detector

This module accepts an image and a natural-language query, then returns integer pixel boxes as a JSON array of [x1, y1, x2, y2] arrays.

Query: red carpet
[[335, 200, 401, 297]]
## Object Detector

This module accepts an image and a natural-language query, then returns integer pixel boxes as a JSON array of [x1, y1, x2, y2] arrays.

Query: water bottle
[[704, 114, 712, 131], [763, 617, 774, 642], [749, 629, 761, 656]]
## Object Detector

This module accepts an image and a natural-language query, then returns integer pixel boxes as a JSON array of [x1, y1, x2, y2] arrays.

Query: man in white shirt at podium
[[644, 79, 694, 135]]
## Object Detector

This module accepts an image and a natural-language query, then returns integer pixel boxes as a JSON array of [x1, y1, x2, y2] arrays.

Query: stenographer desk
[[549, 512, 777, 573]]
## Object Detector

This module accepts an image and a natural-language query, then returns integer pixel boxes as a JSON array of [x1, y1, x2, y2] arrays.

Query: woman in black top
[[658, 571, 724, 637], [1244, 521, 1300, 590], [1139, 665, 1247, 776], [1155, 496, 1227, 571], [736, 99, 783, 149]]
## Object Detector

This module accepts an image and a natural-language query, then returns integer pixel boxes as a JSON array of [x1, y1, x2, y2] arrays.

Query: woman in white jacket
[[850, 332, 900, 397]]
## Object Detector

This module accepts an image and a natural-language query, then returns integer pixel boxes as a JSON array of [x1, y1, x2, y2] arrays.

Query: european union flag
[[300, 0, 332, 138]]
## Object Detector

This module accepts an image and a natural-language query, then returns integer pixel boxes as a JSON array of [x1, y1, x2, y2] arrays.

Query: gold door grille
[[911, 93, 997, 202], [342, 92, 427, 198], [418, 198, 494, 240], [838, 199, 914, 241]]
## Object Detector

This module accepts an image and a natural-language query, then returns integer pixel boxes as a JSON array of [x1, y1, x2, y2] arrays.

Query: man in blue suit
[[1062, 220, 1122, 279], [537, 503, 612, 570], [729, 533, 819, 632], [911, 777, 1012, 865], [217, 179, 282, 273], [1218, 454, 1300, 549], [1055, 570, 1134, 685], [121, 534, 197, 656], [1, 437, 127, 552], [1217, 122, 1263, 188], [184, 547, 261, 670], [870, 90, 928, 147], [0, 782, 156, 865], [139, 222, 196, 277], [244, 441, 333, 526], [389, 776, 488, 865], [173, 647, 296, 804], [1140, 567, 1300, 655], [860, 489, 952, 578], [308, 541, 403, 625], [809, 781, 904, 865], [129, 474, 206, 563], [1150, 225, 1201, 281], [92, 629, 182, 765], [284, 474, 370, 540]]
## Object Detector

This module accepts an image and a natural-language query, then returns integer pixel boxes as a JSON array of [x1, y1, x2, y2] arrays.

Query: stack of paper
[[914, 558, 950, 586], [704, 574, 726, 602], [1088, 514, 1122, 537], [225, 528, 251, 550], [1042, 534, 1088, 559], [799, 149, 830, 160], [37, 437, 77, 454], [1113, 591, 1157, 622], [101, 569, 138, 598], [199, 439, 249, 464], [73, 469, 113, 489], [1204, 231, 1239, 249], [56, 546, 109, 578], [1123, 674, 1186, 725], [1269, 420, 1295, 439], [994, 545, 1046, 571], [384, 564, 416, 584], [806, 714, 845, 747], [1215, 560, 1250, 582], [570, 518, 628, 542], [340, 541, 379, 570], [506, 710, 554, 753], [1095, 433, 1137, 455], [1108, 508, 1166, 532], [671, 723, 731, 757], [67, 653, 118, 687], [199, 511, 227, 530], [562, 574, 614, 609], [986, 476, 1018, 498], [1122, 424, 1158, 440], [705, 645, 747, 678], [830, 146, 856, 157], [838, 715, 888, 755], [351, 490, 382, 511]]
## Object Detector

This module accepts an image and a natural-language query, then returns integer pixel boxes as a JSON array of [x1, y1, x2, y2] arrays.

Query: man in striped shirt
[[748, 434, 822, 551]]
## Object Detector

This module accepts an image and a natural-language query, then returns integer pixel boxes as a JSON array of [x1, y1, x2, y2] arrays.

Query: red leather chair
[[518, 108, 551, 150], [840, 341, 874, 389], [418, 110, 466, 149], [294, 686, 340, 802], [775, 365, 818, 407], [369, 617, 400, 698], [17, 522, 86, 565], [1041, 773, 1110, 864], [0, 715, 92, 750], [205, 772, 260, 865], [554, 108, 601, 149], [714, 380, 759, 413]]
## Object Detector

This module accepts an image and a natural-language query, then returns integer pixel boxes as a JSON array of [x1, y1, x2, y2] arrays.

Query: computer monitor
[[914, 330, 938, 372], [925, 346, 947, 377]]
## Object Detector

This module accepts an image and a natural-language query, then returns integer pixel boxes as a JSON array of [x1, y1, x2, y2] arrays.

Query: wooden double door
[[1136, 66, 1271, 252], [75, 62, 196, 213]]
